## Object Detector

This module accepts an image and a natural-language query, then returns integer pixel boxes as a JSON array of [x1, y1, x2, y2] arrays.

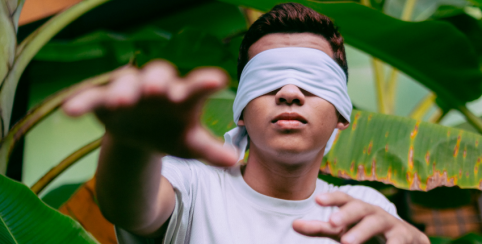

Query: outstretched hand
[[292, 192, 430, 244], [63, 60, 238, 167]]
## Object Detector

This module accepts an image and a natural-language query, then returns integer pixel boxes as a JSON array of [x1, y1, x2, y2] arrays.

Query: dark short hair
[[237, 2, 348, 81]]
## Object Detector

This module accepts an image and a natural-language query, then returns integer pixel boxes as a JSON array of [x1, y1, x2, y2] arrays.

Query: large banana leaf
[[324, 110, 482, 191], [0, 173, 98, 243], [219, 0, 482, 108], [430, 5, 482, 66]]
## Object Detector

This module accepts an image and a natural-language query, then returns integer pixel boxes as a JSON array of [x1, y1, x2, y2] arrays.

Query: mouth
[[271, 112, 307, 128]]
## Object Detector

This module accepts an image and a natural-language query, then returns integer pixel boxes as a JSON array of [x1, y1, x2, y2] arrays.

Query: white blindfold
[[224, 47, 352, 162]]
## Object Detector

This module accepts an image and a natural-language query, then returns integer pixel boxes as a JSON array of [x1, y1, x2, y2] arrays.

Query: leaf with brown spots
[[324, 110, 482, 191]]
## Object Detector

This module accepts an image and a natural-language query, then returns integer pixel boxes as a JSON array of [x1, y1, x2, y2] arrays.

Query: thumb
[[187, 126, 238, 167]]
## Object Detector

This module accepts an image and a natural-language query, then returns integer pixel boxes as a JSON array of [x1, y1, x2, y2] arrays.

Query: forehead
[[248, 33, 334, 60]]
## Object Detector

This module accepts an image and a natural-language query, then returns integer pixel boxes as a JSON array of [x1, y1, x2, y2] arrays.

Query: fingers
[[64, 60, 228, 117], [187, 126, 237, 167], [106, 69, 141, 109], [340, 216, 388, 244], [140, 60, 177, 96], [63, 67, 141, 117], [329, 199, 377, 228], [316, 192, 354, 207], [63, 87, 107, 117], [292, 219, 343, 238], [181, 67, 229, 103]]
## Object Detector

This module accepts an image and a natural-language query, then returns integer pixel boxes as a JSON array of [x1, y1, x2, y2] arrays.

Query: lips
[[271, 112, 307, 129]]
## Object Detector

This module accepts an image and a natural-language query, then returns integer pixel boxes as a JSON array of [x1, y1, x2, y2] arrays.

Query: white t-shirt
[[116, 156, 399, 244]]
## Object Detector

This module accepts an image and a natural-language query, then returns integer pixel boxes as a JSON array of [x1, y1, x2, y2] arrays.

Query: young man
[[63, 3, 429, 244]]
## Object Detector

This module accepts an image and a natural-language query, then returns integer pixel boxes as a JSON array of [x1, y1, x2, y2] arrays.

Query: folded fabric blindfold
[[224, 47, 352, 162]]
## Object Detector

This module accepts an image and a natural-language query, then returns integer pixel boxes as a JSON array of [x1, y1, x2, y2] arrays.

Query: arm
[[293, 191, 430, 244], [63, 61, 237, 238], [95, 133, 174, 237]]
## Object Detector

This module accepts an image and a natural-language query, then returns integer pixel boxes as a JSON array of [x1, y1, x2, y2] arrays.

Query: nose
[[275, 84, 305, 106]]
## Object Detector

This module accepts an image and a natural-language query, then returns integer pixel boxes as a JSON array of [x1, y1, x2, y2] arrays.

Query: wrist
[[103, 132, 165, 160]]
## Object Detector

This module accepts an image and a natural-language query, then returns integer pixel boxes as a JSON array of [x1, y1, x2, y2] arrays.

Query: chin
[[270, 143, 316, 161]]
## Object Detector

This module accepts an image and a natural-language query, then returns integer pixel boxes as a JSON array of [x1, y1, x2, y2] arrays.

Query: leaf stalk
[[457, 105, 482, 134], [409, 93, 436, 120], [0, 0, 109, 136], [30, 138, 102, 195]]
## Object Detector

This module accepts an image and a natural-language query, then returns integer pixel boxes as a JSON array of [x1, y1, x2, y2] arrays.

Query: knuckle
[[143, 59, 177, 71], [112, 66, 139, 80]]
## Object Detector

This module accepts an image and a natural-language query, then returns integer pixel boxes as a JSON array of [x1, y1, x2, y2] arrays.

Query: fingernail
[[343, 234, 355, 244], [316, 194, 329, 202], [330, 213, 342, 226]]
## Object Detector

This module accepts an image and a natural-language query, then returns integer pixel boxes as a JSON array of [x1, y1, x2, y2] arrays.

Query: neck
[[242, 143, 325, 200]]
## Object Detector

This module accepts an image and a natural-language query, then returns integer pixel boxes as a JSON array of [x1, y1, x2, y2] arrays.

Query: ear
[[237, 112, 245, 126], [336, 115, 350, 131]]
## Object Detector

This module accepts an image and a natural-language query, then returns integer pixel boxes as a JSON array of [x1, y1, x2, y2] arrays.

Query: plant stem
[[386, 68, 399, 114], [240, 7, 263, 26], [372, 58, 387, 113], [409, 93, 436, 120], [361, 0, 371, 7], [0, 0, 109, 136], [428, 108, 447, 124], [457, 105, 482, 134], [401, 0, 417, 21], [384, 0, 418, 114], [30, 138, 102, 195], [0, 72, 111, 175]]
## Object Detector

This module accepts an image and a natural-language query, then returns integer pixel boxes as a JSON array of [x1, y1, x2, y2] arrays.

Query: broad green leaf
[[35, 27, 171, 62], [0, 173, 98, 243], [161, 28, 237, 76], [450, 233, 482, 244], [0, 0, 108, 139], [220, 0, 482, 107], [324, 110, 482, 191], [42, 182, 84, 209], [429, 236, 451, 244], [150, 1, 247, 39], [202, 90, 236, 137], [430, 5, 482, 66]]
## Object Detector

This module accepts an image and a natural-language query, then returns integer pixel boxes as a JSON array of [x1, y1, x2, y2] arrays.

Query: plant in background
[[2, 0, 482, 243]]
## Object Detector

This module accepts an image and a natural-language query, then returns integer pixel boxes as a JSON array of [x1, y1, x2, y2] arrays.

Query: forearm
[[95, 132, 174, 234]]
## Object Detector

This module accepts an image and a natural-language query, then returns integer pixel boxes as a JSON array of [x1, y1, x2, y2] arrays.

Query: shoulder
[[161, 156, 228, 183]]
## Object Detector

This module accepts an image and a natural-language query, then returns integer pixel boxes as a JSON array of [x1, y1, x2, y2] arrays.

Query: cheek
[[310, 100, 339, 135], [242, 97, 271, 131]]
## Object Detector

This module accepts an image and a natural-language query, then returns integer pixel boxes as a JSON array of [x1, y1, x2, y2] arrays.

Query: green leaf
[[324, 110, 482, 191], [161, 28, 236, 76], [0, 174, 98, 243], [219, 0, 482, 107], [0, 0, 108, 139], [202, 90, 236, 138], [35, 27, 171, 62], [430, 236, 452, 244], [41, 182, 84, 209], [451, 233, 482, 244], [409, 186, 472, 209], [150, 1, 247, 39], [430, 5, 482, 66]]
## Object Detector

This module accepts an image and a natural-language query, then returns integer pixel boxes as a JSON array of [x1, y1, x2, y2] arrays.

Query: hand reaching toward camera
[[63, 60, 237, 167], [293, 192, 430, 244]]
